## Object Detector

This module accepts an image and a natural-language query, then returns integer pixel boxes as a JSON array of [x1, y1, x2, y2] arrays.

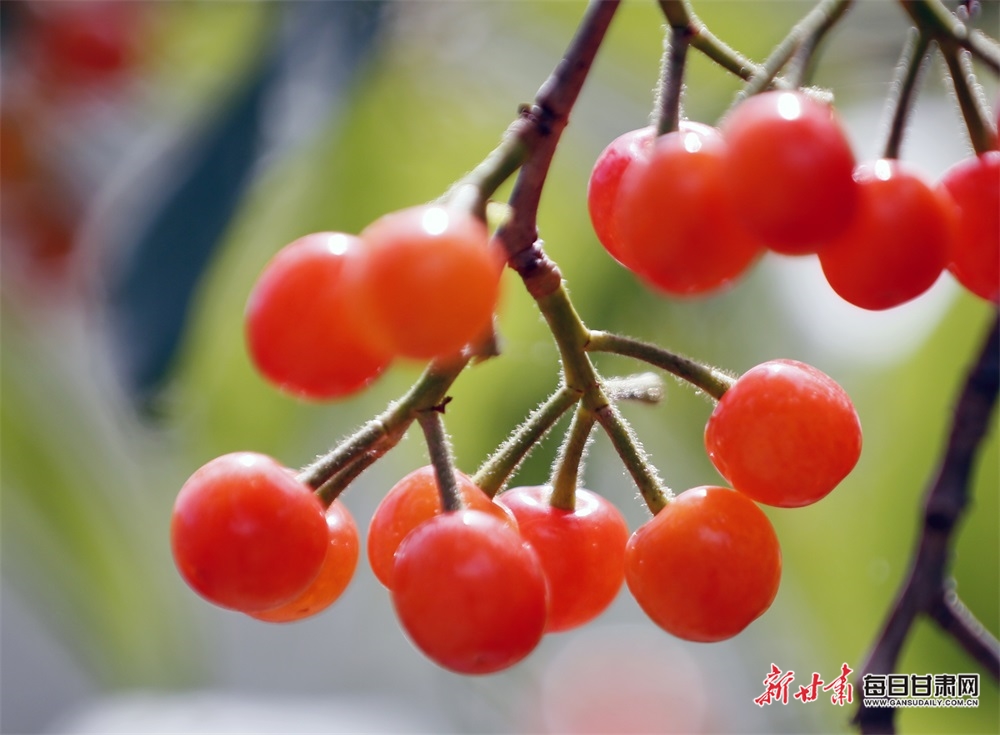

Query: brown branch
[[929, 588, 1000, 679], [498, 0, 620, 299], [854, 312, 1000, 734]]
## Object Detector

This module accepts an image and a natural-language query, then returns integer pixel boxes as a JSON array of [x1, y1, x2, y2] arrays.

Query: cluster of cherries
[[178, 86, 1000, 675], [588, 90, 999, 306], [172, 325, 862, 674]]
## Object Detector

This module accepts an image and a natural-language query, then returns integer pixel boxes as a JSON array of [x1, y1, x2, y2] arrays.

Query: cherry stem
[[595, 402, 671, 514], [416, 406, 464, 513], [297, 419, 391, 490], [296, 359, 464, 491], [586, 330, 735, 401], [472, 384, 581, 498], [517, 271, 672, 514], [657, 0, 773, 83], [784, 0, 854, 86], [940, 43, 999, 154], [882, 28, 933, 160], [549, 404, 596, 511], [654, 18, 692, 136], [315, 451, 377, 508], [737, 0, 854, 101], [899, 0, 1000, 75]]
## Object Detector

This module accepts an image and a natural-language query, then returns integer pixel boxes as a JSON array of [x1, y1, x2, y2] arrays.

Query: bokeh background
[[1, 1, 997, 733]]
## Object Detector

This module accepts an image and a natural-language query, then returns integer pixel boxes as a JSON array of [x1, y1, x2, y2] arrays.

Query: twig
[[854, 313, 1000, 734], [881, 28, 933, 160], [657, 0, 773, 83], [738, 0, 854, 100]]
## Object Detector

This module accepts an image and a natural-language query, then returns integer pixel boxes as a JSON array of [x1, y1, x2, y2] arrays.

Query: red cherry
[[391, 510, 548, 674], [497, 485, 629, 633], [625, 486, 781, 642], [170, 452, 328, 613]]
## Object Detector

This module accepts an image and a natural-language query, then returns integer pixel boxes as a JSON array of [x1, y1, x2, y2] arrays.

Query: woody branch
[[854, 312, 1000, 734]]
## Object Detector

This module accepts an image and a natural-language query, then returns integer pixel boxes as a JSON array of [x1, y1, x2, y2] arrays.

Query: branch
[[854, 313, 1000, 734], [929, 589, 1000, 679], [499, 0, 620, 287]]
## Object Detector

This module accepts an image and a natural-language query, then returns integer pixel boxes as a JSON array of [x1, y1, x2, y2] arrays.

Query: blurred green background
[[1, 1, 997, 733]]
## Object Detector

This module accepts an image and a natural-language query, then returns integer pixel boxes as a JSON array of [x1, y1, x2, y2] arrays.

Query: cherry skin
[[625, 486, 782, 642], [818, 160, 955, 310], [704, 359, 862, 508], [245, 232, 391, 400], [249, 500, 360, 623], [587, 122, 715, 270], [496, 485, 629, 633], [588, 126, 655, 268], [170, 452, 329, 613], [720, 90, 858, 255], [366, 465, 516, 588], [613, 125, 764, 296], [351, 205, 503, 360], [391, 509, 549, 674], [937, 151, 1000, 303]]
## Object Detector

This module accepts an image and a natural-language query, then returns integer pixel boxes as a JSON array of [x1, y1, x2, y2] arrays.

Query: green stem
[[535, 281, 600, 398], [738, 0, 854, 101], [472, 384, 581, 498], [900, 0, 1000, 74], [654, 20, 692, 135], [315, 451, 377, 507], [550, 405, 596, 511], [297, 358, 465, 491], [595, 403, 670, 514], [587, 330, 735, 400], [941, 43, 999, 154], [784, 0, 854, 86], [899, 0, 1000, 154], [882, 29, 934, 160], [416, 406, 463, 513], [658, 0, 772, 83]]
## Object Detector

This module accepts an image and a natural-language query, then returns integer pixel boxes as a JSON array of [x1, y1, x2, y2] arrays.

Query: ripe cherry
[[496, 485, 629, 633], [391, 509, 548, 674], [613, 125, 764, 296], [720, 90, 858, 255], [588, 126, 655, 268], [704, 359, 862, 508], [367, 465, 516, 588], [170, 452, 329, 613], [249, 500, 360, 623], [625, 486, 781, 642], [818, 160, 955, 310], [937, 151, 1000, 303], [245, 232, 391, 400], [351, 205, 503, 360]]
